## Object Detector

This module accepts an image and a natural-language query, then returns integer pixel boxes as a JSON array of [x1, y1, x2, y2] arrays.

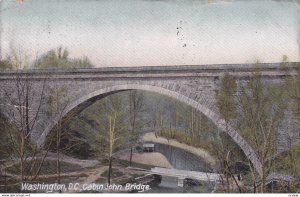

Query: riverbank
[[114, 150, 173, 169], [142, 132, 216, 167]]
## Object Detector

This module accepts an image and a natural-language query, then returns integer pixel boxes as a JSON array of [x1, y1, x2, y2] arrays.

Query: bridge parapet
[[0, 62, 298, 79]]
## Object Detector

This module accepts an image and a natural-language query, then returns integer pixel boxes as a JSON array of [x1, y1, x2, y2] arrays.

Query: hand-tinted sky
[[1, 0, 300, 67]]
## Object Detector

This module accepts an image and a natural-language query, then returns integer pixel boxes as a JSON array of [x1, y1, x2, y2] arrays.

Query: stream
[[144, 142, 215, 193]]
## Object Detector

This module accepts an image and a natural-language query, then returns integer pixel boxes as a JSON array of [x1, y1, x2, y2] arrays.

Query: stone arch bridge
[[0, 63, 299, 176]]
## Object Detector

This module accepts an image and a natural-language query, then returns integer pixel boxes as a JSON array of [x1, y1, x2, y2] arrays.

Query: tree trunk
[[260, 164, 265, 193], [129, 90, 137, 167], [108, 157, 113, 185], [20, 131, 25, 183], [25, 75, 29, 137], [249, 161, 257, 193], [57, 121, 61, 186], [129, 146, 133, 166], [224, 159, 242, 193], [225, 161, 230, 192]]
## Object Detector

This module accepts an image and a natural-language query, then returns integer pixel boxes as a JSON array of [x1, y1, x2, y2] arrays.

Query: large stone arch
[[37, 84, 262, 175]]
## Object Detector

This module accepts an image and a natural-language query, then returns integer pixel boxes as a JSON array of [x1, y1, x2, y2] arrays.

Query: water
[[143, 142, 215, 193], [154, 143, 212, 172]]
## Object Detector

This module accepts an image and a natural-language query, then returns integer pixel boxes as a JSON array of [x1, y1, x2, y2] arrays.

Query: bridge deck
[[151, 167, 222, 182]]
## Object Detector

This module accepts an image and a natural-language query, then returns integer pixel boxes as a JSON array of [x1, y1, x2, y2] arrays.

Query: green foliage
[[89, 112, 126, 159], [0, 115, 20, 159], [34, 47, 94, 69], [159, 128, 215, 154], [282, 55, 288, 62], [101, 168, 124, 179], [0, 114, 37, 160], [44, 116, 95, 159], [72, 57, 94, 69], [87, 95, 128, 159], [45, 91, 146, 159], [46, 89, 241, 164], [158, 127, 245, 163], [0, 53, 30, 70], [215, 73, 237, 121], [128, 90, 145, 145], [0, 60, 14, 70], [215, 65, 290, 193], [288, 63, 300, 117], [238, 71, 287, 157], [6, 160, 82, 176], [273, 143, 300, 176], [279, 55, 289, 70], [215, 132, 248, 166]]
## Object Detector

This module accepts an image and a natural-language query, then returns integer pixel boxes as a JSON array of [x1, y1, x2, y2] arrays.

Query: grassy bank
[[272, 143, 300, 176], [6, 160, 82, 176]]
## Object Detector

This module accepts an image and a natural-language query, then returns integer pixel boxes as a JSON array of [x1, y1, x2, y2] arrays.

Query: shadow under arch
[[37, 84, 262, 175]]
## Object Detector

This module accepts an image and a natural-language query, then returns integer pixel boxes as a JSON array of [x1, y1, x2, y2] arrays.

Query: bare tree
[[215, 73, 242, 192], [89, 95, 127, 185], [283, 62, 300, 179], [128, 90, 144, 166], [237, 70, 287, 193], [47, 83, 72, 185], [107, 112, 117, 184], [0, 58, 50, 184]]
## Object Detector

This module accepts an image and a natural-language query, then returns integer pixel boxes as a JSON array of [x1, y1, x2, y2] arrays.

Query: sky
[[1, 0, 300, 67]]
